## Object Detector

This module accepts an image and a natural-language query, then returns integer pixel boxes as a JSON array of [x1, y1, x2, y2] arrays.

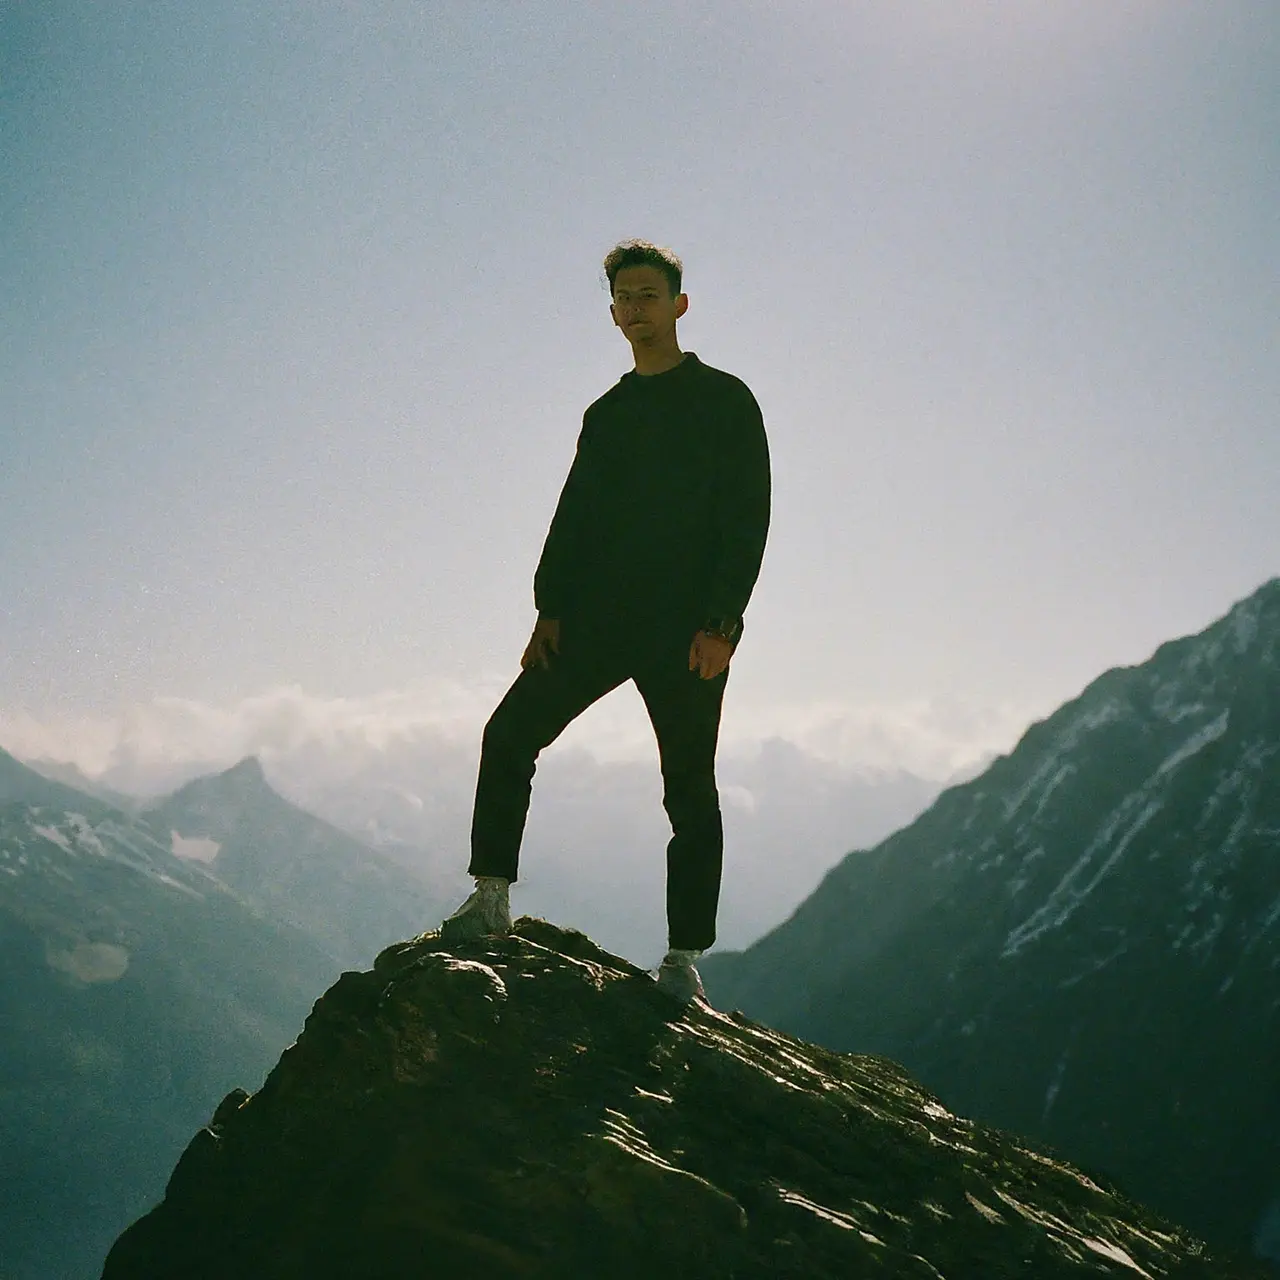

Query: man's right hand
[[521, 618, 561, 671]]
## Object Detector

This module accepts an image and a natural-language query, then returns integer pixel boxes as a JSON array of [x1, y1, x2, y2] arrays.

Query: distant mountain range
[[701, 576, 1280, 1272], [29, 737, 946, 967], [142, 755, 439, 971], [13, 756, 147, 814], [0, 749, 444, 1280]]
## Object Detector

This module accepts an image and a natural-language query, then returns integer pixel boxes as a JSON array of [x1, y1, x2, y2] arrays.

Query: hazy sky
[[2, 0, 1277, 783]]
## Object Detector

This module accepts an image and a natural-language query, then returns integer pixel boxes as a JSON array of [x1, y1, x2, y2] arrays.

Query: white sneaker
[[439, 876, 512, 942], [654, 947, 706, 1005]]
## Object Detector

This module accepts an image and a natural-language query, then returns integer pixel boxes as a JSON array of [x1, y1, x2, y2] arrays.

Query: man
[[439, 239, 771, 1007]]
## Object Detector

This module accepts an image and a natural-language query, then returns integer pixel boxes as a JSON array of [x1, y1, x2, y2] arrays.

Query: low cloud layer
[[1, 680, 1043, 795], [2, 682, 1050, 961]]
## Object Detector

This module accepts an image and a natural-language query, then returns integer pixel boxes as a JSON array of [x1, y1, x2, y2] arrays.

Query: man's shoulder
[[687, 353, 745, 386], [692, 359, 758, 406], [583, 387, 618, 419]]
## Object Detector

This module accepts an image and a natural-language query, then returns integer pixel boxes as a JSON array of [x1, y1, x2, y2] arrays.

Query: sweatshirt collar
[[622, 351, 699, 385]]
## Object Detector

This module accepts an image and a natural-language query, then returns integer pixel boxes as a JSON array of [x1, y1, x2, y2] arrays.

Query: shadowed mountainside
[[0, 747, 339, 1280], [0, 746, 445, 1280]]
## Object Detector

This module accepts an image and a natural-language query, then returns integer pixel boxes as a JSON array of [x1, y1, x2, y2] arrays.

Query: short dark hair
[[602, 239, 683, 300]]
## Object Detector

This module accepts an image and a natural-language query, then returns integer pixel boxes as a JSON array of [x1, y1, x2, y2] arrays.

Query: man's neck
[[632, 346, 688, 377]]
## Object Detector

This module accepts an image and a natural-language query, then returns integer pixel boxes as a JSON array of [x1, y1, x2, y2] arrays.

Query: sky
[[2, 0, 1278, 787]]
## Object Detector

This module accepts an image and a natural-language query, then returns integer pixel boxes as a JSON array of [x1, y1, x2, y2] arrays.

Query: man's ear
[[675, 294, 689, 320]]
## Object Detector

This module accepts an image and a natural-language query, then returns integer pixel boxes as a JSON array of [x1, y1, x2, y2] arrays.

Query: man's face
[[610, 264, 688, 344]]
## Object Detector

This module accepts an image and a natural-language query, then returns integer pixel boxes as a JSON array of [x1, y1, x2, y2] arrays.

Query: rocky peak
[[102, 920, 1264, 1279], [140, 753, 438, 974], [148, 755, 281, 833], [222, 747, 264, 778], [211, 757, 271, 798]]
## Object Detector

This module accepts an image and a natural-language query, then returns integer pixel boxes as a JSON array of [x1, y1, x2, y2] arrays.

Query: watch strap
[[701, 616, 742, 643]]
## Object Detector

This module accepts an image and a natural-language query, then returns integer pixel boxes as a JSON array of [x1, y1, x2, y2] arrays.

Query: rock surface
[[102, 919, 1267, 1279]]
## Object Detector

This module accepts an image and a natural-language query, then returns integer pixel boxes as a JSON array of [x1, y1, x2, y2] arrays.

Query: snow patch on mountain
[[1002, 698, 1124, 822], [1003, 798, 1163, 957], [31, 823, 74, 853], [1153, 709, 1230, 780], [1057, 934, 1130, 989], [171, 831, 221, 863], [1042, 1048, 1069, 1121], [1030, 764, 1075, 823], [1262, 894, 1280, 938], [6, 808, 213, 900], [1002, 711, 1231, 958], [63, 812, 108, 856], [1006, 845, 1045, 899], [1151, 686, 1205, 723]]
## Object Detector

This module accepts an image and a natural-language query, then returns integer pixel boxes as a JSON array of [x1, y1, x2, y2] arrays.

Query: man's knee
[[663, 770, 720, 815], [482, 700, 557, 762], [481, 707, 524, 756]]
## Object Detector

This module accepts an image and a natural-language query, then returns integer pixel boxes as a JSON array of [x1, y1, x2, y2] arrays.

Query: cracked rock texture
[[101, 919, 1267, 1279]]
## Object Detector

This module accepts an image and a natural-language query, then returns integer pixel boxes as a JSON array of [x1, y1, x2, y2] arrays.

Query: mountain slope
[[143, 756, 441, 970], [102, 920, 1269, 1279], [21, 756, 147, 813], [0, 761, 340, 1280], [0, 745, 124, 813], [701, 576, 1280, 1270]]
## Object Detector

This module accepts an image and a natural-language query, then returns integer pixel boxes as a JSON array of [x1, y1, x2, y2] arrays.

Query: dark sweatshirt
[[532, 351, 770, 640]]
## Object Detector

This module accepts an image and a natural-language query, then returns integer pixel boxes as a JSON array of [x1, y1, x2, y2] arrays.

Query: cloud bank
[[1, 679, 1043, 794]]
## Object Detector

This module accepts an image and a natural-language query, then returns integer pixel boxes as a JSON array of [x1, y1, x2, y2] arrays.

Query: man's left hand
[[689, 630, 734, 680]]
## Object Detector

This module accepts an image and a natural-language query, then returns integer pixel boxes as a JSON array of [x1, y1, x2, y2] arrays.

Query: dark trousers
[[468, 615, 740, 951]]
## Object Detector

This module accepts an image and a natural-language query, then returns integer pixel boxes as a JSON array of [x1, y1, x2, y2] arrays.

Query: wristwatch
[[701, 616, 742, 643]]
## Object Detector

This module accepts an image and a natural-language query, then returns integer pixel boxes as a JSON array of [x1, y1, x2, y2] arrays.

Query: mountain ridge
[[1, 745, 126, 816]]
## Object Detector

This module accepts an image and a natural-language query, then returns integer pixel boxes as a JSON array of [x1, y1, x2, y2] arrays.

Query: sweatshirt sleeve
[[533, 410, 596, 619], [702, 382, 771, 629]]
